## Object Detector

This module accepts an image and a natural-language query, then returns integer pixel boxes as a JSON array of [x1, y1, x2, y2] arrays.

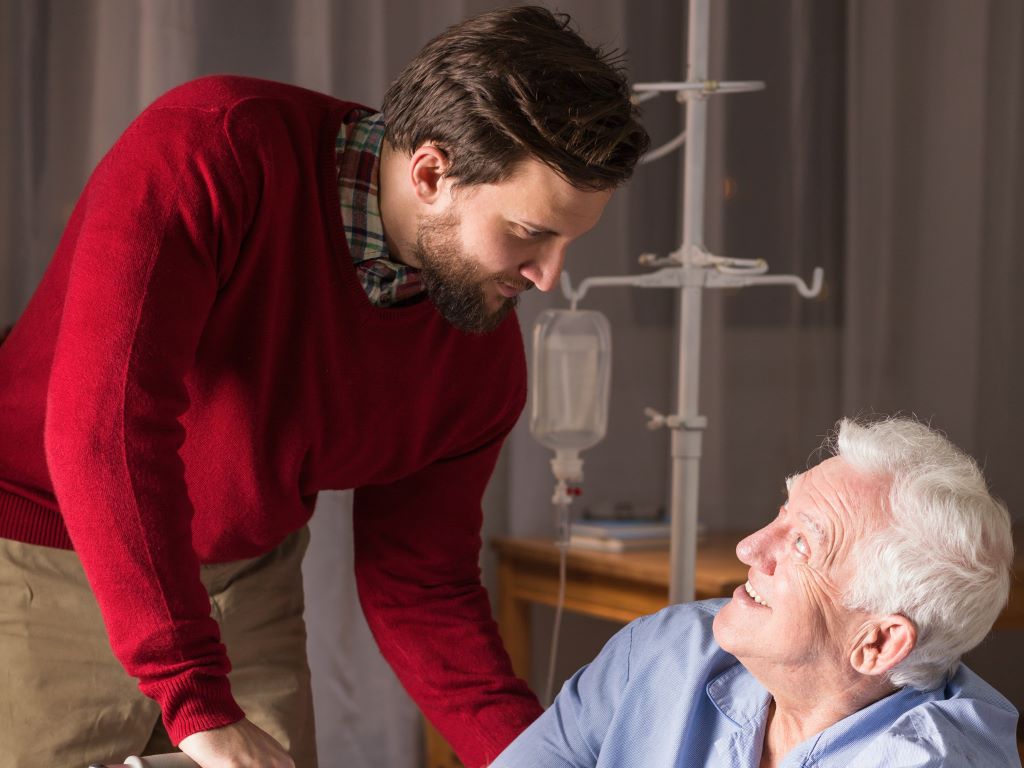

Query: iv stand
[[560, 0, 824, 604]]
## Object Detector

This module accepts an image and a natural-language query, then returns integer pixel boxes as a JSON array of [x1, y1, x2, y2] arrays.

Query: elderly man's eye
[[795, 534, 809, 555]]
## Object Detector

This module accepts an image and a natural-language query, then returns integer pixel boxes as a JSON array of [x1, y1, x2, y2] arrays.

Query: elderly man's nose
[[736, 529, 776, 574]]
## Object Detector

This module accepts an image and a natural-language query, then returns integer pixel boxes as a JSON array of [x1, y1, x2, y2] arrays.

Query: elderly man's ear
[[849, 616, 917, 677]]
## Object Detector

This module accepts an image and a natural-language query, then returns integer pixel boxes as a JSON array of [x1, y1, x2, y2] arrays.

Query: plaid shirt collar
[[336, 111, 424, 307]]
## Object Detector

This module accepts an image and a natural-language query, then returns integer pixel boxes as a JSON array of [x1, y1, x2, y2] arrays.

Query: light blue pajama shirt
[[492, 599, 1021, 767]]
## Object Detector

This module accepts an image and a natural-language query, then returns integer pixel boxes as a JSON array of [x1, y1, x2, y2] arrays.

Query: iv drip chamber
[[530, 309, 612, 454]]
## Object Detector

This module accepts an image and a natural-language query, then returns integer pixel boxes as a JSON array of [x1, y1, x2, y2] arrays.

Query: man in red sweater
[[0, 6, 647, 768]]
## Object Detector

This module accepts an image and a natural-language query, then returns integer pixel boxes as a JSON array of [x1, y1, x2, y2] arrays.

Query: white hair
[[831, 416, 1013, 690]]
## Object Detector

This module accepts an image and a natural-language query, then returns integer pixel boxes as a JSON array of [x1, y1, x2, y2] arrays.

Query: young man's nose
[[519, 244, 566, 292]]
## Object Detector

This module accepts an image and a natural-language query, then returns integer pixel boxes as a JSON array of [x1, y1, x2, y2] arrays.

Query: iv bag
[[530, 309, 612, 453]]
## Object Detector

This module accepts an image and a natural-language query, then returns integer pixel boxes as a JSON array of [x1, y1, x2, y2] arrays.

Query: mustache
[[495, 276, 535, 293]]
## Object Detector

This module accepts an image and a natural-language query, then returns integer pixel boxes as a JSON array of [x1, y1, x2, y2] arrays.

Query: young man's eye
[[512, 222, 549, 238]]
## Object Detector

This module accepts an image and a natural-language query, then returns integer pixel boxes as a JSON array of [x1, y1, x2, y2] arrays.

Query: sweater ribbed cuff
[[144, 673, 246, 746]]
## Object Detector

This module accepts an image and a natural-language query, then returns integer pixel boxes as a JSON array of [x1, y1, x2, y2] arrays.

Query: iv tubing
[[544, 498, 572, 706]]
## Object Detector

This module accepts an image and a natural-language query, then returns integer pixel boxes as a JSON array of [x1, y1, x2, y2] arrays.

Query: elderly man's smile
[[743, 580, 771, 607]]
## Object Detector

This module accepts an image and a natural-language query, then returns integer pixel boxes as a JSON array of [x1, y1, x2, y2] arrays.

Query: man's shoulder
[[946, 662, 1019, 712], [918, 663, 1019, 746], [628, 598, 730, 660], [640, 597, 728, 628], [857, 666, 1020, 767], [146, 75, 367, 121]]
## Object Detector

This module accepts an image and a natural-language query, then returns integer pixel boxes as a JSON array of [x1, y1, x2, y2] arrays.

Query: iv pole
[[672, 0, 711, 606], [560, 0, 823, 603]]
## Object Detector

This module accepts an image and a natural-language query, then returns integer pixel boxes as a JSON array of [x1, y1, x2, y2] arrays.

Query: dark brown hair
[[382, 5, 649, 191]]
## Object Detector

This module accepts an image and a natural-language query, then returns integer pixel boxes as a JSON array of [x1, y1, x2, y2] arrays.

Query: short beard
[[413, 210, 520, 335]]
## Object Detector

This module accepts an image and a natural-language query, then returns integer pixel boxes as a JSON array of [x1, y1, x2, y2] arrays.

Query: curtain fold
[[975, 0, 1024, 495], [1, 0, 46, 318], [845, 0, 1023, 496], [842, 0, 1024, 714], [303, 492, 420, 768]]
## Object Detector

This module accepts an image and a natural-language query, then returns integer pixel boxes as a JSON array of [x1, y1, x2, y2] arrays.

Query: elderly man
[[493, 417, 1020, 767]]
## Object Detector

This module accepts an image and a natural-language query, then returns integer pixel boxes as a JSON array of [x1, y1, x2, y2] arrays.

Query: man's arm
[[352, 432, 543, 768], [44, 95, 253, 746]]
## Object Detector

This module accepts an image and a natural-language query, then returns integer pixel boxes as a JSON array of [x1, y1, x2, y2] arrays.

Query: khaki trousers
[[0, 528, 317, 768]]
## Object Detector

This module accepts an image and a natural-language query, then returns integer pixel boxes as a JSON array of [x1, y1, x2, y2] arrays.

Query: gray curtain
[[842, 0, 1024, 717], [3, 0, 1022, 761], [845, 0, 1024, 498]]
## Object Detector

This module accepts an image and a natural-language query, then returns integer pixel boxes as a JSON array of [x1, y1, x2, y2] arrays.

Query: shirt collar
[[336, 111, 426, 307], [336, 111, 389, 264], [706, 661, 943, 767], [707, 661, 773, 729], [794, 684, 936, 763], [706, 663, 773, 766]]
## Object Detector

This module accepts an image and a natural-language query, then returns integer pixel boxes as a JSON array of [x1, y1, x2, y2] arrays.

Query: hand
[[178, 718, 295, 768]]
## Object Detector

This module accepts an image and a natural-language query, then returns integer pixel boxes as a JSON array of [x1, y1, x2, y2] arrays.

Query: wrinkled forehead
[[784, 457, 892, 542]]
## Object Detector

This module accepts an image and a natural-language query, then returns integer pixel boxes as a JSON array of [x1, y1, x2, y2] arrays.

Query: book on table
[[568, 518, 670, 552], [569, 533, 670, 552], [570, 519, 671, 539]]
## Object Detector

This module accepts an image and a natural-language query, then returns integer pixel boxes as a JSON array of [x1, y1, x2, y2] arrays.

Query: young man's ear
[[408, 144, 450, 205], [850, 615, 917, 677]]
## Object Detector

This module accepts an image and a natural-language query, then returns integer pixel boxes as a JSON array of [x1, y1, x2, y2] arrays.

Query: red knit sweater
[[0, 75, 541, 766]]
